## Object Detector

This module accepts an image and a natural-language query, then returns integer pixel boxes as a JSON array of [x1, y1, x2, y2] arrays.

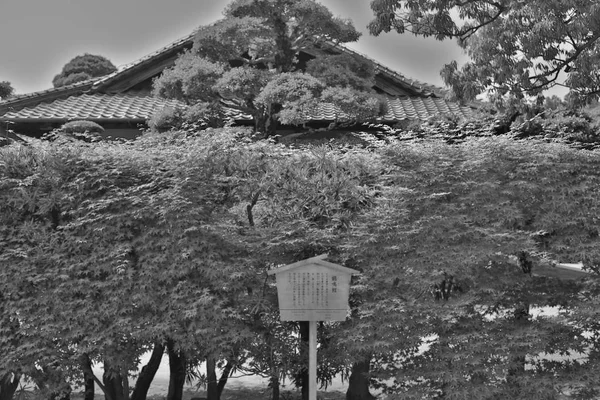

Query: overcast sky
[[0, 0, 469, 95]]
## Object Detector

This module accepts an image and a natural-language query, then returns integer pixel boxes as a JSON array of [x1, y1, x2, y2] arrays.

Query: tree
[[152, 0, 383, 134], [53, 54, 117, 88], [0, 134, 261, 400], [0, 81, 14, 100], [5, 125, 600, 400], [368, 0, 600, 104], [322, 134, 600, 399]]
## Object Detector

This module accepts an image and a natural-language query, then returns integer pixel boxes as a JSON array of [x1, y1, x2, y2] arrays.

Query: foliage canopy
[[152, 0, 383, 134], [3, 125, 600, 399], [0, 81, 14, 100], [52, 54, 117, 88], [369, 0, 600, 104]]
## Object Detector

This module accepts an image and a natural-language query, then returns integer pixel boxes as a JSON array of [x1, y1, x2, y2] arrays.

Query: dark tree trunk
[[0, 372, 21, 400], [80, 354, 95, 400], [346, 360, 375, 400], [205, 357, 218, 400], [299, 321, 309, 400], [131, 342, 165, 400], [166, 340, 186, 400], [216, 360, 234, 399], [507, 302, 530, 385], [270, 375, 280, 400], [255, 106, 279, 137], [102, 360, 126, 400]]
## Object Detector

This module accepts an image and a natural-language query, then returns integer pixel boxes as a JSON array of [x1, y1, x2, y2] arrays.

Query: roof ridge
[[91, 29, 199, 90], [0, 77, 99, 106]]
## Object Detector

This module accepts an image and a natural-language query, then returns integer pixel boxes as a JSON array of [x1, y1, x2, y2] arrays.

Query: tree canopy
[[152, 0, 383, 134], [0, 81, 14, 100], [3, 124, 600, 399], [52, 54, 117, 88], [368, 0, 600, 105]]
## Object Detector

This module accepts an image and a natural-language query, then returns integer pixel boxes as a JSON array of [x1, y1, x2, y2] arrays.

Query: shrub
[[52, 54, 117, 88], [146, 106, 184, 133], [61, 120, 104, 134], [42, 120, 104, 143], [55, 72, 93, 87], [183, 101, 227, 129]]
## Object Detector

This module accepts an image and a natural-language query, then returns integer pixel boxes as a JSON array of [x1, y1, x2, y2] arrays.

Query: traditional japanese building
[[0, 30, 474, 139]]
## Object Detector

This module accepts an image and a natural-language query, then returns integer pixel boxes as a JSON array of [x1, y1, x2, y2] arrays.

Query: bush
[[42, 120, 104, 143], [146, 106, 184, 133], [52, 54, 117, 88], [183, 101, 227, 129], [55, 72, 93, 87], [147, 103, 229, 134], [61, 120, 104, 134], [542, 113, 600, 145]]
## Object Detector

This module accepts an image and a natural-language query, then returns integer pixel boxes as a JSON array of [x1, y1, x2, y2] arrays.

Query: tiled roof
[[308, 96, 474, 121], [0, 27, 470, 124], [384, 96, 473, 120], [1, 94, 472, 123], [0, 78, 99, 112], [1, 94, 184, 122]]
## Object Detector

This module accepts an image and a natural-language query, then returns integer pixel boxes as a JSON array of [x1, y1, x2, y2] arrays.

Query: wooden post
[[267, 255, 359, 400], [309, 320, 317, 400]]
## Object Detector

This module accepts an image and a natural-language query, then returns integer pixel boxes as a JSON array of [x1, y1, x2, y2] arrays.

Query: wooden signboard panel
[[268, 255, 359, 400], [275, 265, 351, 321], [268, 254, 358, 322]]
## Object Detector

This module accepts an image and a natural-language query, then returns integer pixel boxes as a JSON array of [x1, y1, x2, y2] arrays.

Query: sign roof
[[267, 254, 360, 275]]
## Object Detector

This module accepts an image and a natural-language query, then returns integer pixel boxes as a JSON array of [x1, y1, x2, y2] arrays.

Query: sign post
[[267, 254, 359, 400]]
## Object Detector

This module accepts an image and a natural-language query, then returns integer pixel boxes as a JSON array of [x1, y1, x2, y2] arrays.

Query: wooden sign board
[[267, 254, 359, 321]]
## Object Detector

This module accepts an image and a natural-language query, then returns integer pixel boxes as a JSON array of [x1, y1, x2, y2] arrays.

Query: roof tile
[[1, 94, 473, 123], [1, 94, 184, 121]]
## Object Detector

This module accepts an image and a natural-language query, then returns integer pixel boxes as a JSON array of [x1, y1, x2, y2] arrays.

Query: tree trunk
[[0, 372, 21, 400], [205, 357, 218, 400], [298, 321, 309, 400], [131, 342, 165, 400], [103, 360, 126, 400], [270, 375, 280, 400], [346, 360, 375, 400], [80, 354, 95, 400], [166, 340, 186, 400], [216, 360, 234, 399], [255, 106, 279, 137]]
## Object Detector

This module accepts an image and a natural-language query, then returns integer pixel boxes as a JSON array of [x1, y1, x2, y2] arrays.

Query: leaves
[[369, 0, 600, 102], [52, 54, 116, 88], [153, 0, 379, 134]]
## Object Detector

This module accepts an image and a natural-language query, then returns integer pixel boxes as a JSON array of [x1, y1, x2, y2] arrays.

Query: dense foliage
[[2, 125, 600, 400], [369, 0, 600, 104], [52, 54, 117, 88], [152, 0, 383, 135], [0, 81, 14, 100]]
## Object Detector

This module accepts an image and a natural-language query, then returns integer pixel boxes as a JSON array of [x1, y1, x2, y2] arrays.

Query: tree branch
[[246, 189, 261, 227]]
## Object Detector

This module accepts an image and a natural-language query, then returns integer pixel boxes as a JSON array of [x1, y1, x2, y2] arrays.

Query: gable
[[0, 28, 472, 126]]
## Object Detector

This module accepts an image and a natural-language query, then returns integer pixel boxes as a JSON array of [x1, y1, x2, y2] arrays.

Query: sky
[[0, 0, 470, 95]]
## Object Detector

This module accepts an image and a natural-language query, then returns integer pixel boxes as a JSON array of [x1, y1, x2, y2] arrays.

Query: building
[[0, 30, 474, 139]]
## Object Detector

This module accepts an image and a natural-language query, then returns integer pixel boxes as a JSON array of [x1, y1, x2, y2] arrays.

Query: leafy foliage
[[3, 127, 600, 399], [61, 120, 104, 134], [52, 54, 117, 88], [0, 81, 14, 100], [369, 0, 600, 103], [153, 0, 382, 134]]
